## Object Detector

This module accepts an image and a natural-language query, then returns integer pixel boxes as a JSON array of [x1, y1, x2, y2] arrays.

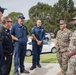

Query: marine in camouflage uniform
[[56, 20, 72, 75], [67, 16, 76, 75], [68, 30, 76, 75]]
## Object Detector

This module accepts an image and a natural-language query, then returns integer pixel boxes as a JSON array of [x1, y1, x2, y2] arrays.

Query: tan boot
[[57, 71, 62, 75], [57, 71, 65, 75]]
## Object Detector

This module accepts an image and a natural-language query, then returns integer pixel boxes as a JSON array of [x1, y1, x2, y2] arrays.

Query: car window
[[28, 42, 32, 45], [43, 41, 48, 45]]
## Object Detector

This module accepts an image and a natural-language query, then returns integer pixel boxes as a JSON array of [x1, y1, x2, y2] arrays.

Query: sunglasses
[[7, 21, 12, 23]]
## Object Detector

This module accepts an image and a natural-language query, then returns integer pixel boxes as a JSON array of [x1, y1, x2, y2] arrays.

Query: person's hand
[[4, 56, 7, 61], [66, 53, 71, 59], [16, 38, 18, 41], [55, 44, 57, 48], [37, 41, 42, 45]]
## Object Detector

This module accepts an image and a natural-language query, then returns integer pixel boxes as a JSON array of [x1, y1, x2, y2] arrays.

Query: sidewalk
[[21, 63, 61, 75]]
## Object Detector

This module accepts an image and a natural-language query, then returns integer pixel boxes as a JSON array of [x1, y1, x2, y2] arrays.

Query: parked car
[[45, 33, 51, 41], [28, 36, 32, 42], [26, 40, 57, 56], [50, 33, 55, 38]]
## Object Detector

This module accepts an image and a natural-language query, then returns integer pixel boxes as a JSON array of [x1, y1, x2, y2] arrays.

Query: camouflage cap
[[72, 16, 76, 20], [59, 20, 66, 25]]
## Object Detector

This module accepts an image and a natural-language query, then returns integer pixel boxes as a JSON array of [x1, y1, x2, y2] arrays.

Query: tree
[[28, 2, 53, 33], [26, 0, 76, 35], [51, 0, 75, 33], [53, 0, 74, 21], [8, 12, 23, 23]]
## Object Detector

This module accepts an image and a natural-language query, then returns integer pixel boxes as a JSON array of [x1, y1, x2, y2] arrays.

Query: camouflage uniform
[[68, 30, 76, 75], [56, 28, 71, 74]]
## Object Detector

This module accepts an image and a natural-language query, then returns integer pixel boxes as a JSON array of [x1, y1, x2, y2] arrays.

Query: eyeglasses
[[7, 21, 12, 23], [59, 24, 64, 25]]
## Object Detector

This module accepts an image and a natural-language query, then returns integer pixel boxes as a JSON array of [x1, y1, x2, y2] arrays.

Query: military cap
[[59, 20, 66, 25], [18, 14, 25, 19], [72, 16, 76, 20], [0, 6, 7, 14]]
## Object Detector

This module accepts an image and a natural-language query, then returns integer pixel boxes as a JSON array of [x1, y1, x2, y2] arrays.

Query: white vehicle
[[26, 40, 57, 56], [50, 33, 55, 38], [28, 36, 32, 42], [45, 33, 51, 41]]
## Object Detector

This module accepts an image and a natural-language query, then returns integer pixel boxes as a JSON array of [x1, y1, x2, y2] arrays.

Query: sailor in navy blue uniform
[[30, 20, 45, 70], [10, 15, 29, 75]]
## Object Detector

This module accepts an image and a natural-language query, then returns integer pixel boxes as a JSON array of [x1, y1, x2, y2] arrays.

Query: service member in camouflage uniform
[[66, 16, 76, 75], [55, 20, 72, 75]]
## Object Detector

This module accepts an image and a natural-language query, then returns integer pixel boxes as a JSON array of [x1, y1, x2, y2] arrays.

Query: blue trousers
[[1, 55, 12, 75], [0, 42, 3, 75], [32, 44, 42, 66], [14, 43, 26, 73]]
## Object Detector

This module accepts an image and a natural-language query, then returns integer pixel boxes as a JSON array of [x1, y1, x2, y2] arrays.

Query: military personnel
[[10, 15, 29, 75], [0, 16, 13, 75], [30, 20, 45, 70], [0, 6, 6, 74], [66, 16, 76, 75], [55, 20, 72, 75]]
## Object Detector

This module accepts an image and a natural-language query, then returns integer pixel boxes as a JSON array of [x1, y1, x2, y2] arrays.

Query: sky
[[0, 0, 76, 20]]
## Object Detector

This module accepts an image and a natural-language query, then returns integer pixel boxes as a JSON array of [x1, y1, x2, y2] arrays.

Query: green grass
[[10, 53, 58, 75], [25, 53, 58, 63], [10, 60, 14, 75]]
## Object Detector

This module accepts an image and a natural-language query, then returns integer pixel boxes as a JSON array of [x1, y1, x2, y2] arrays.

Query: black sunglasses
[[7, 21, 12, 23]]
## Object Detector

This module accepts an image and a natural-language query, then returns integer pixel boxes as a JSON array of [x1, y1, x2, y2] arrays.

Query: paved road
[[20, 63, 71, 75], [20, 63, 61, 75]]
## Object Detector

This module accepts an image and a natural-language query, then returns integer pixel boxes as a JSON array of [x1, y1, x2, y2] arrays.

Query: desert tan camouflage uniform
[[56, 28, 72, 75], [68, 30, 76, 75]]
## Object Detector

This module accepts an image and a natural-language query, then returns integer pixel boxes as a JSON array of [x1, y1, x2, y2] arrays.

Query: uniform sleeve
[[69, 31, 72, 39], [41, 29, 45, 41], [26, 27, 28, 35], [31, 27, 35, 34], [10, 24, 15, 35]]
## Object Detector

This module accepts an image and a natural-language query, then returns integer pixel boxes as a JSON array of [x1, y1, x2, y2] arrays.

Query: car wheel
[[26, 50, 32, 56], [51, 47, 57, 53]]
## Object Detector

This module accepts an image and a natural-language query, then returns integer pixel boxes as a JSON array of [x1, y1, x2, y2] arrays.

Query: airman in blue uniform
[[10, 15, 29, 75], [30, 20, 45, 70]]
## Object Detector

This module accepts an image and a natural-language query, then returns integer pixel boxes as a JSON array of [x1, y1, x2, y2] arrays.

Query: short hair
[[2, 16, 10, 24], [36, 19, 41, 22]]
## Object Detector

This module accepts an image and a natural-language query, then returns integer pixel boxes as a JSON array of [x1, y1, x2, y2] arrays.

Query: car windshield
[[43, 40, 48, 45]]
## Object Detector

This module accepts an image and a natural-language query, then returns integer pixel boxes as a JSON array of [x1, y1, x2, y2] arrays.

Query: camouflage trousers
[[69, 55, 76, 75], [57, 51, 68, 74]]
